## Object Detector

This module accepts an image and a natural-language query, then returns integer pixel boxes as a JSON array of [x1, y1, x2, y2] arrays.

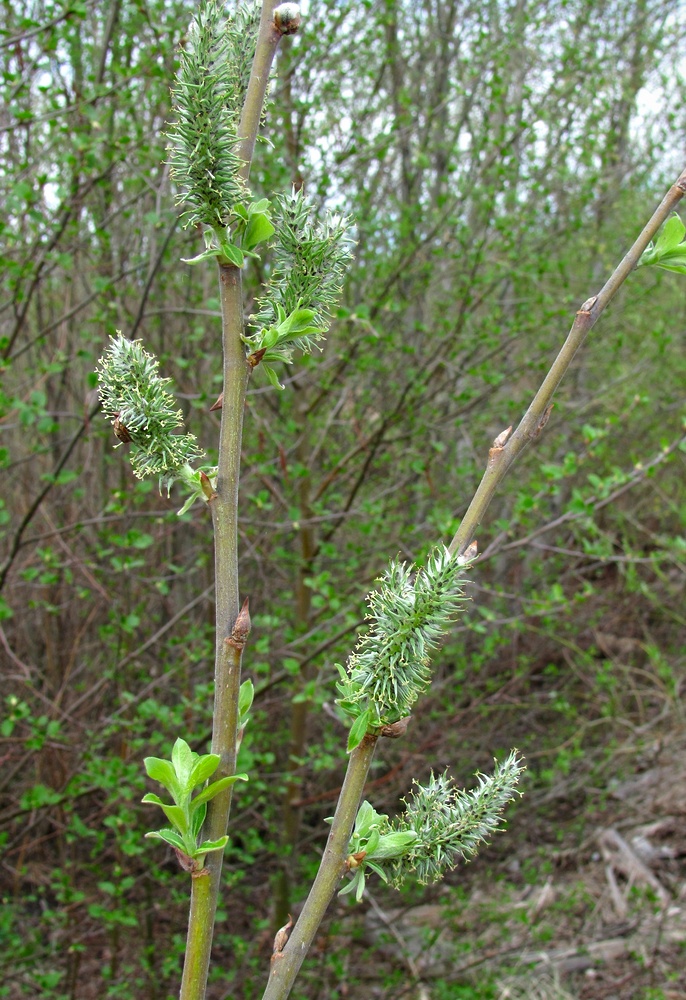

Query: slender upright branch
[[237, 0, 285, 181], [449, 166, 686, 558], [181, 605, 251, 1000], [180, 5, 292, 997], [261, 735, 379, 1000], [179, 873, 215, 1000], [211, 264, 250, 653]]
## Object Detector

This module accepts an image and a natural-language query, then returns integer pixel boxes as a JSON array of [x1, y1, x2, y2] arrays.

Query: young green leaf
[[171, 738, 196, 785], [220, 242, 244, 268], [244, 212, 275, 252], [143, 758, 177, 791], [250, 198, 270, 213], [365, 860, 389, 881], [364, 826, 381, 856], [190, 802, 207, 839], [181, 246, 225, 265], [652, 256, 686, 275], [188, 753, 221, 791], [654, 213, 685, 254], [156, 802, 189, 834], [141, 792, 167, 807], [261, 364, 285, 390], [639, 214, 686, 273], [353, 799, 377, 836], [347, 708, 371, 752], [190, 773, 248, 809], [196, 836, 229, 854], [338, 869, 364, 898], [145, 828, 187, 851], [366, 831, 418, 860], [238, 678, 254, 728]]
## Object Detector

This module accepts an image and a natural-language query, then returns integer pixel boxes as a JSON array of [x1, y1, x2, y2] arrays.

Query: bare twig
[[449, 166, 686, 558]]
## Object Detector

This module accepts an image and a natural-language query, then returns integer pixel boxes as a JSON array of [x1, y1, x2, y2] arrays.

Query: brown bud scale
[[226, 597, 251, 649], [113, 416, 131, 443], [380, 717, 411, 739]]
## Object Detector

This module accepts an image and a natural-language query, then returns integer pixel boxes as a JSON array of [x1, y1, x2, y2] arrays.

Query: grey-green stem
[[238, 0, 282, 183], [179, 4, 290, 997], [449, 165, 686, 558], [261, 735, 379, 1000]]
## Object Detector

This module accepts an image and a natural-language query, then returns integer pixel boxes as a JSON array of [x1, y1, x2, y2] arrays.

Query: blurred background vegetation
[[1, 0, 685, 997]]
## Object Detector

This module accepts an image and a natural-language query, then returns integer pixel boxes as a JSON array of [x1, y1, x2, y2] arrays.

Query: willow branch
[[449, 166, 686, 558], [237, 0, 283, 182], [180, 6, 290, 998], [261, 735, 379, 1000], [180, 606, 250, 1000]]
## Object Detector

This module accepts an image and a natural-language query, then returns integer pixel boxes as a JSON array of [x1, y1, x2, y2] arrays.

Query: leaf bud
[[380, 717, 410, 739], [227, 597, 251, 649]]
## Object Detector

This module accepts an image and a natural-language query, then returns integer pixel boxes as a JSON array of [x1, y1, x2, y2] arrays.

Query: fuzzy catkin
[[249, 188, 354, 355], [167, 0, 251, 229], [389, 752, 525, 886], [96, 335, 203, 482], [338, 546, 467, 725]]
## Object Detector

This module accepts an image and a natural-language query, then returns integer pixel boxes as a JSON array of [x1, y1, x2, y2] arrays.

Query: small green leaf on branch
[[347, 707, 371, 752], [639, 214, 686, 274]]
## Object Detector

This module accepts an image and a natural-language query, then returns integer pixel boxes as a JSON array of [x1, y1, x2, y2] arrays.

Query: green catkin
[[247, 187, 354, 358], [167, 0, 254, 230], [389, 753, 525, 886], [96, 335, 203, 486], [338, 545, 468, 725]]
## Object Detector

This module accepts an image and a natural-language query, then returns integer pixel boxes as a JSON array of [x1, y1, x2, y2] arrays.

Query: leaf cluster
[[339, 800, 417, 903], [142, 737, 248, 868]]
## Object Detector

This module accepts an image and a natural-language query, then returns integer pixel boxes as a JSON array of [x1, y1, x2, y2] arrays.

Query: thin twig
[[262, 735, 379, 1000], [449, 166, 686, 558]]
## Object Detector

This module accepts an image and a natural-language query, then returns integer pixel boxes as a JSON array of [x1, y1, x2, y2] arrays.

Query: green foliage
[[339, 800, 417, 902], [143, 737, 248, 867], [639, 213, 686, 273]]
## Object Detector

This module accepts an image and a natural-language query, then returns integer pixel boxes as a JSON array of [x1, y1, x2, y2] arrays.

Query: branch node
[[492, 425, 512, 449], [345, 850, 367, 870], [380, 716, 411, 739], [531, 403, 554, 441], [247, 347, 267, 369], [578, 295, 598, 315], [199, 470, 217, 501], [458, 539, 478, 564], [488, 426, 512, 467], [173, 847, 208, 877]]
